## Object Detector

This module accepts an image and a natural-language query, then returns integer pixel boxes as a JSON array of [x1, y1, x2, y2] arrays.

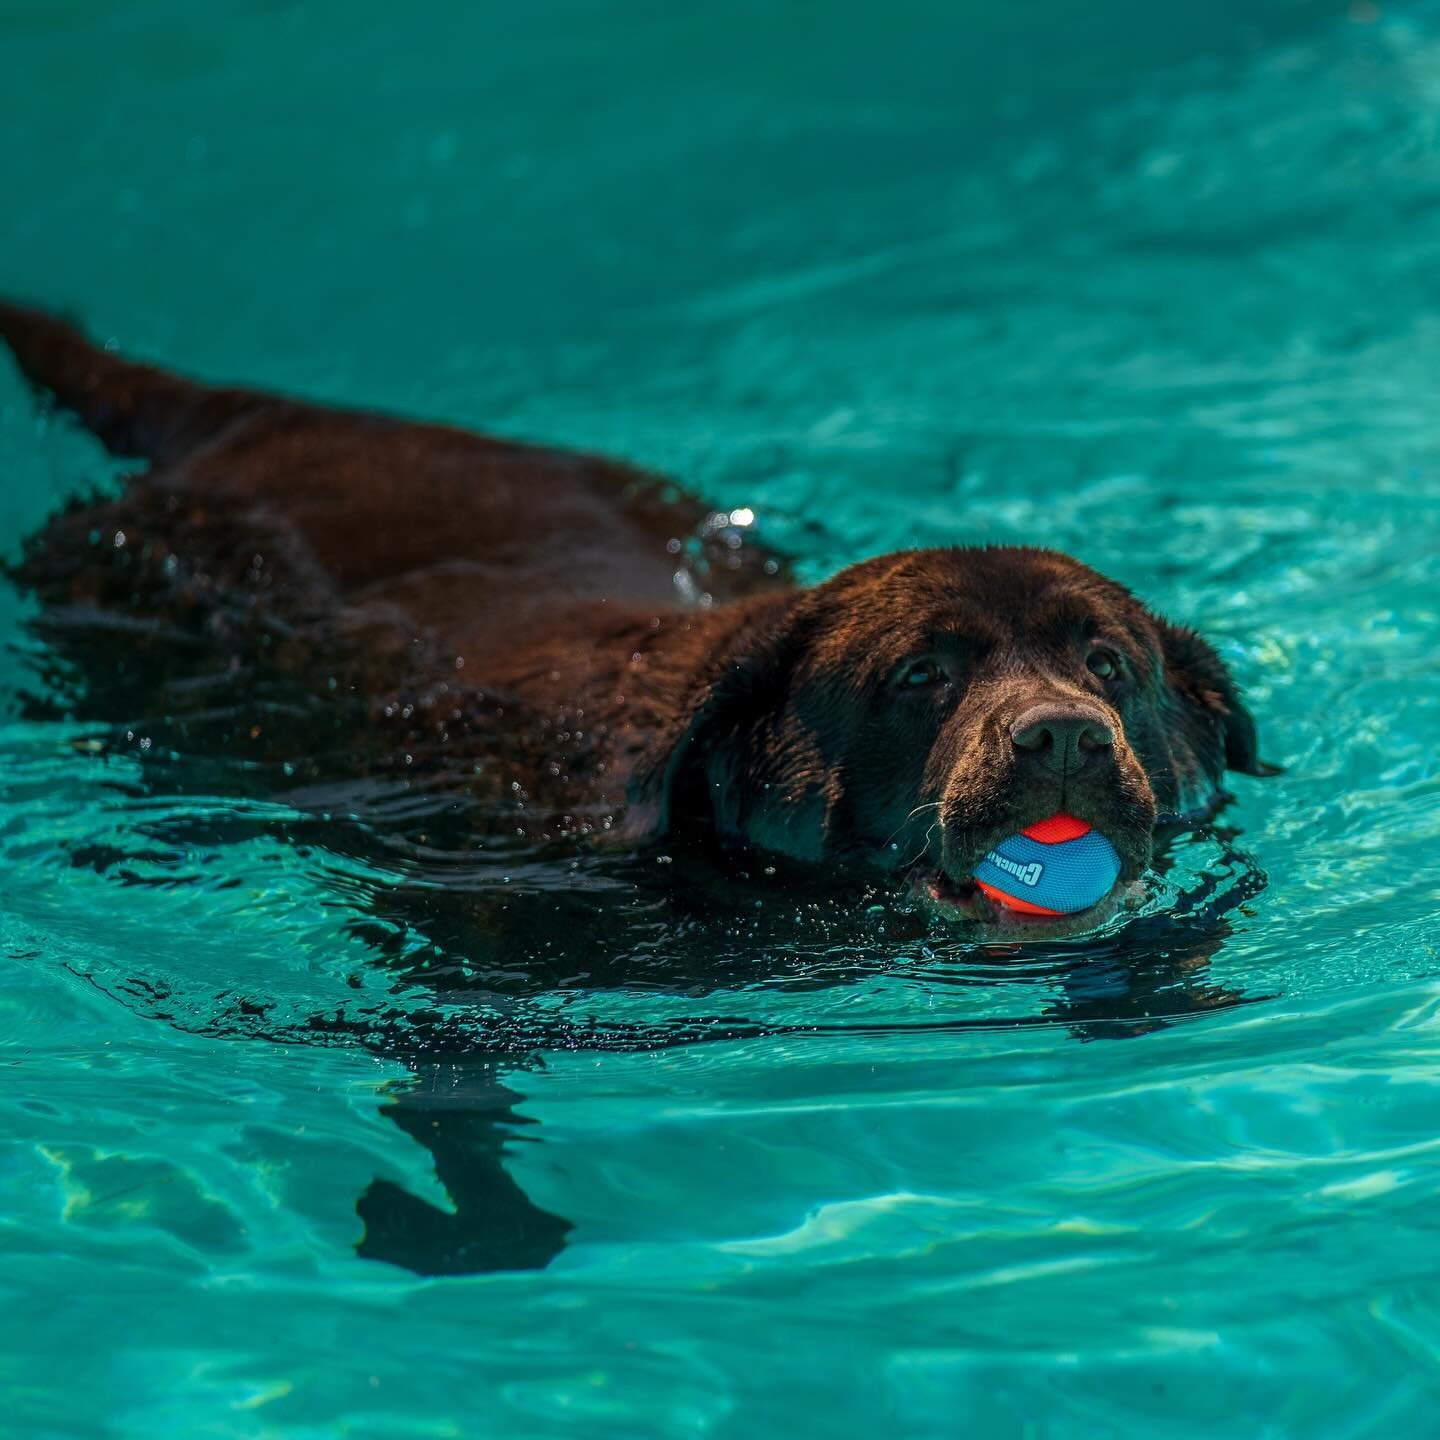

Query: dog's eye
[[1086, 649, 1121, 681], [900, 659, 948, 689]]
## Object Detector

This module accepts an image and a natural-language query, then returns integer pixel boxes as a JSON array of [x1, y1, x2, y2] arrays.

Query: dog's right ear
[[1161, 622, 1281, 778], [626, 595, 803, 842]]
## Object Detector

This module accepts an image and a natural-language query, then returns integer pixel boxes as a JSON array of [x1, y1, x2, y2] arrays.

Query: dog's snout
[[1009, 703, 1114, 773]]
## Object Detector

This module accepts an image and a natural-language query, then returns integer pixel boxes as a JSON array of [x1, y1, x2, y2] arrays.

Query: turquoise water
[[3, 0, 1440, 1432]]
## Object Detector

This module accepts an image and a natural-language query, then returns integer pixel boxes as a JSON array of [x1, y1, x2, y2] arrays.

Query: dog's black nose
[[1010, 704, 1114, 774]]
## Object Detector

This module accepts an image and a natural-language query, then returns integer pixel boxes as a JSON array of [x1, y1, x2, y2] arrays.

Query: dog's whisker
[[901, 819, 942, 871], [882, 801, 941, 852]]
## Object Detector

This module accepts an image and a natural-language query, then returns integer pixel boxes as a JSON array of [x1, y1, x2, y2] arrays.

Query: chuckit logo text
[[984, 851, 1043, 887]]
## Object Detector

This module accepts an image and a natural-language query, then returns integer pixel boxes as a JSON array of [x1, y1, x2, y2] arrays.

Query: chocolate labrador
[[0, 300, 1270, 940], [1, 299, 1274, 1275]]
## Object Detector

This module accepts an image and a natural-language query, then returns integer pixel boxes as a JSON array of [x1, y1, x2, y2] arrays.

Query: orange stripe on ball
[[975, 879, 1065, 916], [1021, 813, 1092, 844]]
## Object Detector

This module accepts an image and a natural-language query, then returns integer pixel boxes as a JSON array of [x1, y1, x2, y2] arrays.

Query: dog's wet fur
[[0, 301, 1271, 939], [0, 300, 1276, 1275]]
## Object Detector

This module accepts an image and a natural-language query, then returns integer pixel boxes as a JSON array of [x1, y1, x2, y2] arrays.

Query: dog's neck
[[469, 589, 799, 840]]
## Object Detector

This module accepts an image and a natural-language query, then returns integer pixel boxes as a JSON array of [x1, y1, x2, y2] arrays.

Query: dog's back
[[0, 301, 786, 669]]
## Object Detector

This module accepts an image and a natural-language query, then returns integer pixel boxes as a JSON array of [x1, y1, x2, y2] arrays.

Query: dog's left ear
[[1160, 623, 1281, 777], [626, 595, 805, 840]]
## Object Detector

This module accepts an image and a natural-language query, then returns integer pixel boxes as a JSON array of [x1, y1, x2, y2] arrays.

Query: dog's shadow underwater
[[17, 607, 1267, 1277]]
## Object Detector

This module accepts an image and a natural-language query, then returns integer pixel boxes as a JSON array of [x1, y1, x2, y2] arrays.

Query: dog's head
[[647, 547, 1271, 932]]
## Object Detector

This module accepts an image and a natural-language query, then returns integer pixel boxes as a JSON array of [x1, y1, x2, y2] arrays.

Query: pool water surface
[[2, 1, 1440, 1435]]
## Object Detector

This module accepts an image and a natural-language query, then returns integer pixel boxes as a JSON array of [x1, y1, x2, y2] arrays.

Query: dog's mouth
[[914, 810, 1150, 937], [918, 866, 1132, 937]]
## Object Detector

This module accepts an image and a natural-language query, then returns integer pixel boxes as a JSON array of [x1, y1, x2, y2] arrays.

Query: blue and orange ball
[[972, 813, 1120, 916]]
